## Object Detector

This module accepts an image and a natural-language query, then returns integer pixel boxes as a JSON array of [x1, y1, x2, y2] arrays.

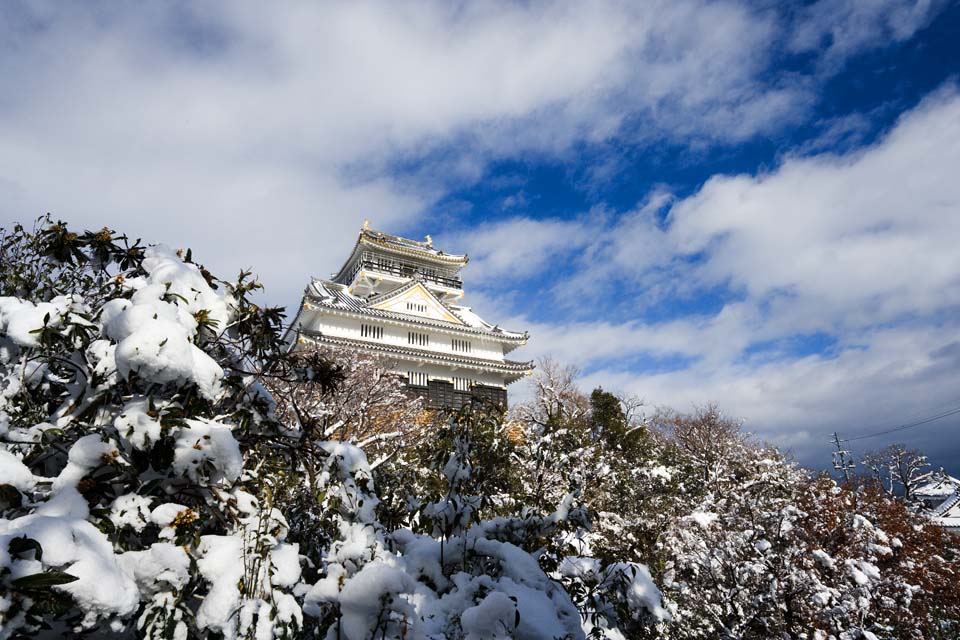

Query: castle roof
[[914, 471, 960, 498], [932, 490, 960, 531], [304, 278, 528, 343], [299, 331, 533, 381], [331, 224, 468, 282]]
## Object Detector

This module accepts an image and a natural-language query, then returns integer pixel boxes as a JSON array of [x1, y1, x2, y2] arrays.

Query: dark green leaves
[[150, 436, 177, 470], [0, 484, 23, 509], [12, 571, 80, 589], [8, 536, 43, 561]]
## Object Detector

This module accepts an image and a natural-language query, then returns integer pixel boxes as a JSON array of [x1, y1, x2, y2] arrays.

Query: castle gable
[[368, 281, 464, 325]]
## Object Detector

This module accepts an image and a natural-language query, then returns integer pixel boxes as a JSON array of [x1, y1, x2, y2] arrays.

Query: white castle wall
[[300, 310, 507, 361]]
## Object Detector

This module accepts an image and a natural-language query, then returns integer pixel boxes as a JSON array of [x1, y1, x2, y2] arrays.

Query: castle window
[[453, 377, 471, 392], [452, 338, 472, 353], [408, 371, 428, 387], [406, 301, 427, 313], [408, 331, 429, 346], [360, 324, 383, 339]]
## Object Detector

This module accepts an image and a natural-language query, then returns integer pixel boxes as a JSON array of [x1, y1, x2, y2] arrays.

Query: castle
[[286, 222, 533, 408]]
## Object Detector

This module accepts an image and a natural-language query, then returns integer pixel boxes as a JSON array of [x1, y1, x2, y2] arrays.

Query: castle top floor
[[331, 222, 467, 302]]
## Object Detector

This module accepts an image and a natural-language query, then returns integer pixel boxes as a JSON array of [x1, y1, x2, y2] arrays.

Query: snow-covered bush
[[293, 403, 669, 639], [650, 410, 960, 640], [657, 441, 808, 638], [0, 219, 304, 638], [10, 217, 953, 639], [792, 476, 960, 639]]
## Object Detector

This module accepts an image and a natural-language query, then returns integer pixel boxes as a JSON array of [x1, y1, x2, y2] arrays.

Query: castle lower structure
[[286, 223, 533, 408]]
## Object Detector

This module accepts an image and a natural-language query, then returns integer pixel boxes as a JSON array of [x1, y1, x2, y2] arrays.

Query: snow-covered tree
[[656, 433, 808, 638], [861, 443, 932, 503], [268, 345, 424, 452], [793, 476, 960, 638]]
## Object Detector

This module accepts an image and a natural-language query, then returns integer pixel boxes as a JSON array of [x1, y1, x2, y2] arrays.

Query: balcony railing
[[350, 258, 463, 289]]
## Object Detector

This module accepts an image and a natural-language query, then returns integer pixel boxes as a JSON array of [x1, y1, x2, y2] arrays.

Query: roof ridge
[[362, 227, 433, 249], [915, 474, 960, 495], [360, 228, 468, 263], [364, 276, 427, 306]]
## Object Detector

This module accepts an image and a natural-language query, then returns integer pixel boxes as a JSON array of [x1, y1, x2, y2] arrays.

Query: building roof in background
[[932, 490, 960, 531], [914, 471, 960, 498]]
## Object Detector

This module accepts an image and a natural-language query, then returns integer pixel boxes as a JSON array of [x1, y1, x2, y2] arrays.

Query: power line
[[860, 395, 960, 435], [841, 405, 960, 443]]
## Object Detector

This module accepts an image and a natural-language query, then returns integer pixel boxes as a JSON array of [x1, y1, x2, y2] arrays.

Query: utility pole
[[832, 432, 856, 483]]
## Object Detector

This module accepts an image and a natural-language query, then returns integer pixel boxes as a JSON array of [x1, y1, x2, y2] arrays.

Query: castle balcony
[[348, 256, 463, 291]]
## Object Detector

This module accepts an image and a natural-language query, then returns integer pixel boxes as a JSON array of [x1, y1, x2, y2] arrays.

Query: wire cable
[[841, 405, 960, 443]]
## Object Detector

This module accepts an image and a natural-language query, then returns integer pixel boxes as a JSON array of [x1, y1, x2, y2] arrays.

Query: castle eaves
[[299, 331, 533, 380]]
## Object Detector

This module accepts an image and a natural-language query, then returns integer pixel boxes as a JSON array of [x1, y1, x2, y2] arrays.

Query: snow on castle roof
[[305, 279, 528, 342], [932, 490, 960, 531], [359, 225, 467, 263], [913, 471, 960, 498], [331, 223, 468, 283]]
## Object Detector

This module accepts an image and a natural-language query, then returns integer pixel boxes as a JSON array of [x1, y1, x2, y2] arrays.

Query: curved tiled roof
[[360, 228, 467, 263], [331, 226, 468, 282], [933, 490, 960, 517], [914, 472, 960, 497], [299, 331, 533, 381], [305, 279, 528, 342]]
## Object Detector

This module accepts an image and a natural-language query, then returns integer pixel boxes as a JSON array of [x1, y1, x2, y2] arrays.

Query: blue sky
[[1, 1, 959, 471]]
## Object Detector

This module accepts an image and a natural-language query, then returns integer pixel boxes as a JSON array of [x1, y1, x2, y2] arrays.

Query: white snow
[[687, 511, 718, 528], [99, 245, 233, 401], [114, 398, 163, 450], [109, 494, 153, 532], [150, 503, 193, 528], [0, 449, 41, 491], [337, 560, 415, 640], [173, 419, 243, 484], [195, 535, 246, 639], [0, 295, 84, 348], [0, 494, 140, 619], [119, 543, 191, 592], [461, 591, 518, 639]]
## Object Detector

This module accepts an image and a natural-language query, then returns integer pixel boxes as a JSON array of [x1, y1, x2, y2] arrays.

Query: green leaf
[[150, 436, 176, 470], [0, 484, 23, 509], [8, 536, 42, 562], [12, 571, 79, 589]]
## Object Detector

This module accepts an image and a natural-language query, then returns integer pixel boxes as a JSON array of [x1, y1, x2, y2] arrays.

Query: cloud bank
[[461, 85, 960, 466]]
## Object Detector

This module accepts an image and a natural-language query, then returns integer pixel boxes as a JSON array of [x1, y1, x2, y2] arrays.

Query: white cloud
[[2, 0, 920, 306], [667, 84, 960, 334], [449, 216, 596, 284], [789, 0, 946, 69], [478, 84, 960, 466]]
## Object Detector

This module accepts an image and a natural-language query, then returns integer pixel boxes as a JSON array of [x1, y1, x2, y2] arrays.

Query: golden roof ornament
[[425, 234, 433, 246], [362, 219, 371, 230]]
